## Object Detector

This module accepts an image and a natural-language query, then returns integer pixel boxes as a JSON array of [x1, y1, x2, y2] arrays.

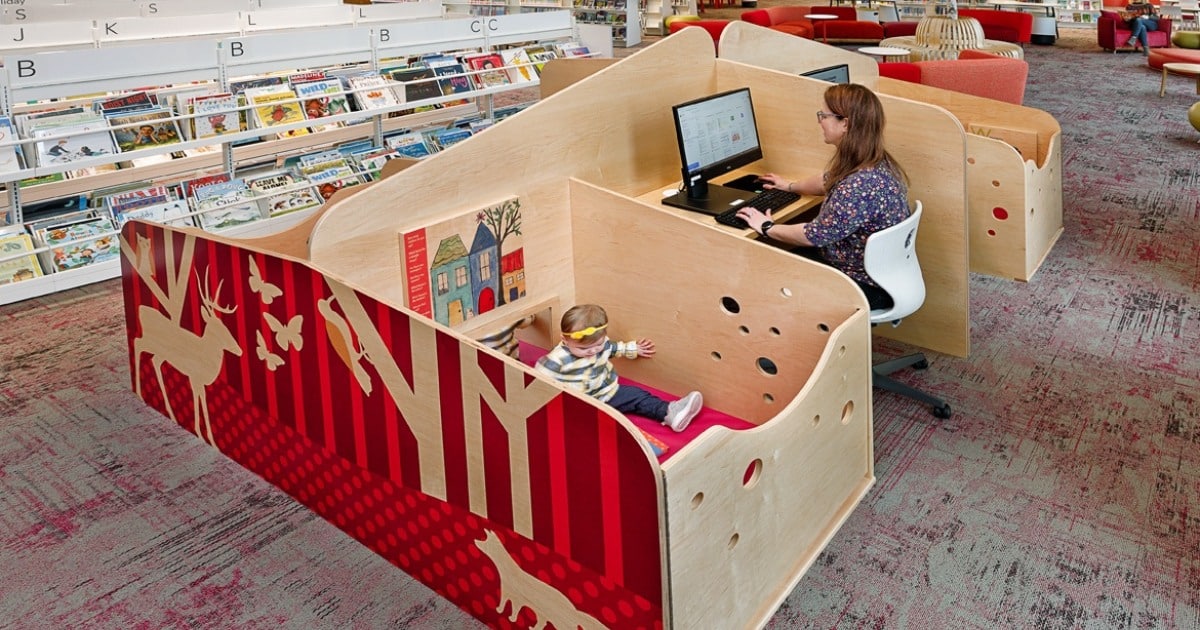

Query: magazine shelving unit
[[0, 9, 577, 305]]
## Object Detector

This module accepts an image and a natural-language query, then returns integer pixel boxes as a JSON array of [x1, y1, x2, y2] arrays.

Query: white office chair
[[862, 201, 953, 419]]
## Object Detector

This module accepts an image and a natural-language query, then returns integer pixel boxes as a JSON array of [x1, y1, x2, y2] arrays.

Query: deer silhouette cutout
[[475, 529, 607, 630], [133, 269, 242, 445]]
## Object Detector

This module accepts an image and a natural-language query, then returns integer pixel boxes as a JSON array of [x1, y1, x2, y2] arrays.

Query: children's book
[[108, 109, 183, 152], [348, 75, 402, 110], [34, 215, 120, 272], [189, 93, 240, 140], [0, 230, 44, 285], [385, 131, 437, 158], [193, 179, 264, 231], [0, 115, 25, 173], [427, 126, 473, 151], [523, 45, 559, 75], [463, 53, 512, 89], [390, 66, 444, 104], [97, 92, 155, 116], [432, 63, 475, 97], [245, 87, 309, 139], [246, 170, 324, 217], [181, 172, 232, 199], [500, 48, 536, 84], [114, 199, 194, 228], [32, 119, 119, 168], [294, 79, 351, 131]]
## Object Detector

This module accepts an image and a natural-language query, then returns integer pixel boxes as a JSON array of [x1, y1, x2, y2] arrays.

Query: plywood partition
[[874, 77, 1064, 280], [308, 28, 721, 306], [713, 54, 971, 358], [718, 21, 881, 83], [567, 179, 869, 423]]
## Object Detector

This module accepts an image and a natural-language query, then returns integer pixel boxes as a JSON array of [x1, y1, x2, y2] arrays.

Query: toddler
[[535, 304, 702, 432]]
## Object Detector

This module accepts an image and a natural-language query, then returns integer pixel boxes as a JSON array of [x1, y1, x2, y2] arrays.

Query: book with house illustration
[[400, 196, 527, 326]]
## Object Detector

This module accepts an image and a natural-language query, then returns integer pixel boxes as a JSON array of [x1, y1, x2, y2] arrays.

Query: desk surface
[[637, 171, 823, 238]]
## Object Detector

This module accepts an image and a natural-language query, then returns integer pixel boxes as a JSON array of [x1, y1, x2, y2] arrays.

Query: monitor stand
[[662, 182, 757, 216]]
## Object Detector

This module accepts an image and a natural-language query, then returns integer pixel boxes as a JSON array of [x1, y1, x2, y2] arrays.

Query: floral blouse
[[804, 163, 910, 287]]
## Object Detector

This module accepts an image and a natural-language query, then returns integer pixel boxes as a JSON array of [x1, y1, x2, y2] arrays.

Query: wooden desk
[[637, 174, 823, 238]]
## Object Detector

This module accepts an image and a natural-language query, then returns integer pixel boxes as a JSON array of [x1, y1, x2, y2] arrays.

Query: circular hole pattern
[[711, 351, 722, 361], [987, 229, 996, 237], [721, 296, 741, 314], [691, 492, 704, 509], [738, 325, 750, 335], [728, 533, 739, 549], [743, 459, 762, 488], [817, 323, 830, 333], [993, 207, 1009, 221], [769, 327, 781, 336], [841, 400, 854, 425], [756, 357, 778, 376]]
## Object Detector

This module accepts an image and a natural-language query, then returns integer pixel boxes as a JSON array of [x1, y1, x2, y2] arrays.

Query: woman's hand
[[735, 206, 772, 233], [757, 173, 790, 191]]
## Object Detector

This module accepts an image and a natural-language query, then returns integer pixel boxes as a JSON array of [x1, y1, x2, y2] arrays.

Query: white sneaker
[[664, 391, 702, 432]]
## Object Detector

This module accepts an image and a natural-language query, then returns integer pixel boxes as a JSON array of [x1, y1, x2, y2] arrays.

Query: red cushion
[[771, 22, 814, 38], [878, 62, 922, 83], [883, 21, 919, 38]]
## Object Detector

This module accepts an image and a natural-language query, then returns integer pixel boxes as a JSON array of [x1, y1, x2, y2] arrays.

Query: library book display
[[121, 26, 976, 629]]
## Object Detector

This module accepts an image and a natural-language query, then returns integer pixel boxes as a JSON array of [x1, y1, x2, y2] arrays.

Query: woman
[[1122, 2, 1159, 53], [735, 83, 910, 310]]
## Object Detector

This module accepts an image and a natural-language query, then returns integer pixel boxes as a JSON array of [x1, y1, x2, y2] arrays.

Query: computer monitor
[[665, 87, 763, 214], [800, 64, 851, 84]]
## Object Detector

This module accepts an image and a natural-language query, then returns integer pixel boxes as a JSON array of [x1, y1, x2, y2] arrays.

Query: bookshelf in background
[[0, 10, 580, 304]]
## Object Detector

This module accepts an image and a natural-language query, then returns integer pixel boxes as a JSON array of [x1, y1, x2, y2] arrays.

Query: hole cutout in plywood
[[721, 296, 741, 315], [756, 357, 778, 376], [711, 351, 722, 361], [993, 207, 1009, 221], [738, 325, 750, 335], [743, 459, 762, 488], [728, 533, 739, 549], [780, 288, 792, 298], [838, 345, 846, 358], [967, 156, 976, 165], [769, 327, 781, 336], [691, 492, 704, 509], [817, 323, 830, 333], [841, 400, 854, 425], [812, 414, 821, 426], [991, 180, 1000, 187], [987, 229, 996, 237], [763, 392, 774, 404]]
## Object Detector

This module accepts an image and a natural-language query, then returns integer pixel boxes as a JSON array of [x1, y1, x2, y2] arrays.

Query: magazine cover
[[108, 109, 183, 152]]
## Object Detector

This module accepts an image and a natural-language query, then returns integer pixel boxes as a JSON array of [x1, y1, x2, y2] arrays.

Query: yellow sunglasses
[[565, 323, 607, 340]]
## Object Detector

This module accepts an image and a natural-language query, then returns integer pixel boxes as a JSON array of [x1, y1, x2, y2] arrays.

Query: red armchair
[[1097, 11, 1173, 51], [878, 49, 1029, 105]]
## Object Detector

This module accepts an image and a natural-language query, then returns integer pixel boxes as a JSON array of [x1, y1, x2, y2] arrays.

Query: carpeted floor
[[2, 19, 1198, 630]]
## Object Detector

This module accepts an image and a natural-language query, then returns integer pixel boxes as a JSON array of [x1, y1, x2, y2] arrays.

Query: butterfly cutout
[[248, 256, 282, 305], [256, 330, 284, 371], [265, 312, 303, 352]]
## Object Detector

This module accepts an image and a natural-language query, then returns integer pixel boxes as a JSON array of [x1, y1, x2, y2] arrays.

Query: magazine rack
[[121, 27, 971, 629], [719, 22, 1064, 281]]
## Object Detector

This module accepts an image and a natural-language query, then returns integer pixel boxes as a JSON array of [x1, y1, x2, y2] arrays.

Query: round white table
[[858, 45, 912, 62], [1160, 62, 1200, 97]]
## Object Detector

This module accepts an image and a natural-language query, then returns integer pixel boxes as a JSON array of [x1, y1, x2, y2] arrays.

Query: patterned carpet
[[2, 25, 1198, 630]]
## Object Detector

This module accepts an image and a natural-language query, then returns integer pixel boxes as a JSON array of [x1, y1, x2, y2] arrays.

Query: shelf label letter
[[10, 27, 22, 42], [378, 28, 390, 42], [471, 19, 481, 33], [14, 8, 26, 21], [17, 59, 34, 78], [105, 22, 118, 36], [146, 3, 158, 13], [488, 18, 498, 31], [230, 40, 244, 57]]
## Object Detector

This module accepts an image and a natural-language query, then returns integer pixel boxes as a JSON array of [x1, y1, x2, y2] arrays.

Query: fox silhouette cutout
[[475, 529, 607, 630]]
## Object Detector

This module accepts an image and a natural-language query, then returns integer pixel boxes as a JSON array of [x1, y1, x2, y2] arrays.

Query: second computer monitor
[[800, 64, 850, 84]]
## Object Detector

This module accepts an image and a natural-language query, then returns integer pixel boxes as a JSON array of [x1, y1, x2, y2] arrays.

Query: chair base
[[873, 353, 953, 419]]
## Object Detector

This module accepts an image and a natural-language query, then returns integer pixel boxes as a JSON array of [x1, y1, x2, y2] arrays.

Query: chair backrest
[[863, 201, 925, 323]]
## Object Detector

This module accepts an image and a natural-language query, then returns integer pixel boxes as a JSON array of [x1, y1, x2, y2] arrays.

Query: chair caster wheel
[[932, 404, 952, 419], [913, 359, 930, 370]]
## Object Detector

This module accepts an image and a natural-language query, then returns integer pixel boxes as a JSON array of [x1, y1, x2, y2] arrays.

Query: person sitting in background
[[1122, 1, 1159, 53], [735, 83, 910, 311], [535, 304, 703, 432]]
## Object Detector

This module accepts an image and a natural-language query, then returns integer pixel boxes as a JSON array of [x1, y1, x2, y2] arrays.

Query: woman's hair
[[822, 83, 908, 194], [561, 304, 608, 343]]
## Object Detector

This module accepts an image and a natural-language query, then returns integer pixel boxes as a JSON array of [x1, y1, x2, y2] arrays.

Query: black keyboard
[[714, 188, 802, 229]]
